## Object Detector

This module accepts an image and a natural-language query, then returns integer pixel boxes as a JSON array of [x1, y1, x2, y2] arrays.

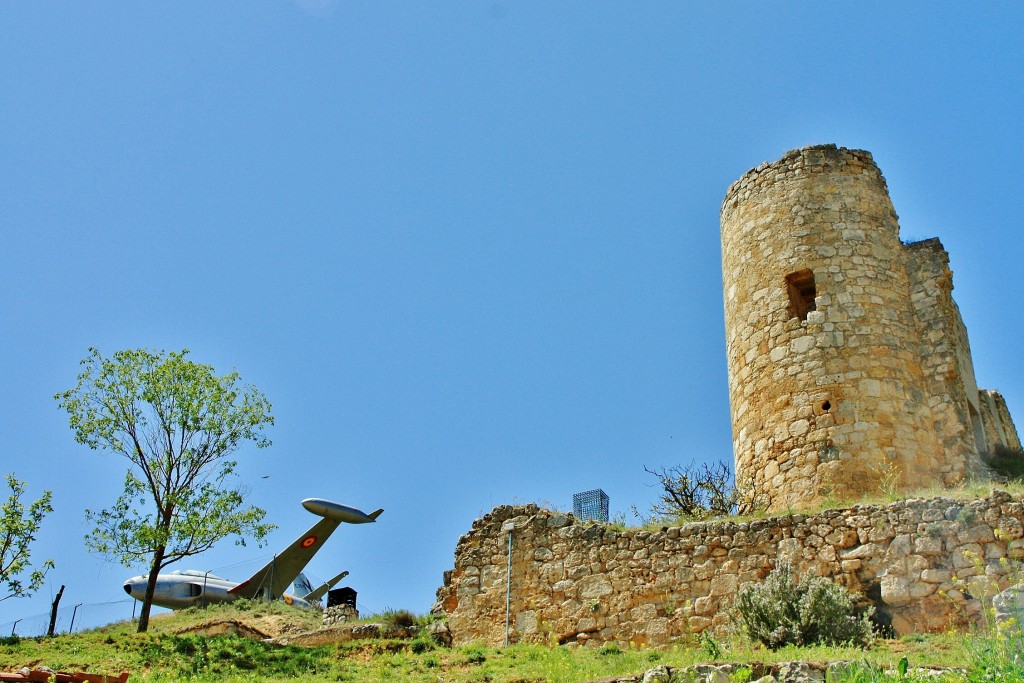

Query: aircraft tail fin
[[294, 572, 314, 598], [303, 569, 350, 602], [368, 509, 384, 520]]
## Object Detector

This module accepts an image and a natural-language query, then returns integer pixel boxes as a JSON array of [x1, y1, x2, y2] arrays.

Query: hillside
[[0, 599, 1004, 682]]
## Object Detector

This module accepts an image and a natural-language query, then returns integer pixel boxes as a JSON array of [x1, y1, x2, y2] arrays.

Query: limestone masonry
[[721, 145, 1019, 512], [435, 144, 1024, 648], [435, 493, 1024, 646]]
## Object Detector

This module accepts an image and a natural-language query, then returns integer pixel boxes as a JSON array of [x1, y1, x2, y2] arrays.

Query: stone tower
[[720, 145, 1018, 512]]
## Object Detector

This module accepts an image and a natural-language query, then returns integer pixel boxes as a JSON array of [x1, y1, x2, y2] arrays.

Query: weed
[[459, 643, 488, 664], [730, 665, 752, 682], [697, 629, 723, 659], [606, 512, 630, 531], [955, 506, 977, 527], [872, 459, 903, 502], [408, 637, 434, 654]]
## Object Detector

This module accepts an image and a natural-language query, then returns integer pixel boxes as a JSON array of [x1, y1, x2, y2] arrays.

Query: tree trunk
[[137, 544, 166, 633]]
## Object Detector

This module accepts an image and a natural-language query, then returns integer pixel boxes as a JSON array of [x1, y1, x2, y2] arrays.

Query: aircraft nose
[[124, 579, 143, 597]]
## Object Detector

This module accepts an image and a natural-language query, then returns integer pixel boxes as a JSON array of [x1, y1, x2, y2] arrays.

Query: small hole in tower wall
[[785, 269, 816, 321], [822, 401, 831, 411]]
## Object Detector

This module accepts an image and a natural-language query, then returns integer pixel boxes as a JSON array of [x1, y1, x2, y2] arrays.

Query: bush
[[409, 636, 435, 654], [377, 608, 417, 628], [985, 445, 1024, 482], [733, 563, 874, 650], [459, 643, 488, 664], [638, 460, 739, 522]]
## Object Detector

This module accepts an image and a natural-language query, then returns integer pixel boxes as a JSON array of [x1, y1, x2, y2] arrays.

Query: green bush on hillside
[[985, 445, 1024, 482], [733, 563, 874, 650]]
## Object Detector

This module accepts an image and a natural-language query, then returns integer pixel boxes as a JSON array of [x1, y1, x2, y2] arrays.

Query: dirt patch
[[272, 623, 416, 647], [174, 620, 270, 640]]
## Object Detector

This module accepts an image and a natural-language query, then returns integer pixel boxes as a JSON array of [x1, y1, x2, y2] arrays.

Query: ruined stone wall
[[436, 496, 1024, 648], [904, 238, 986, 480], [980, 390, 1022, 452], [720, 145, 943, 511]]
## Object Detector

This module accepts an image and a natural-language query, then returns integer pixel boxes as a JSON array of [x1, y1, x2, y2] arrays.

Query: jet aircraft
[[123, 498, 382, 610]]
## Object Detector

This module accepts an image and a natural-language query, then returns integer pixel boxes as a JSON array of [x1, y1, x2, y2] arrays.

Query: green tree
[[1, 474, 54, 602], [55, 348, 275, 632]]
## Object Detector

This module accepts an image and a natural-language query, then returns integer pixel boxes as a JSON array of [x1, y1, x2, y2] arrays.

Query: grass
[[0, 601, 1019, 682]]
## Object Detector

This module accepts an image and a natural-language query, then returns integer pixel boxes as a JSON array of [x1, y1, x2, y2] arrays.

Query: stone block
[[578, 575, 613, 599]]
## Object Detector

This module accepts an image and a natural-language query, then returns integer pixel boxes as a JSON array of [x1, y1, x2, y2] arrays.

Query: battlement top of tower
[[722, 144, 887, 210]]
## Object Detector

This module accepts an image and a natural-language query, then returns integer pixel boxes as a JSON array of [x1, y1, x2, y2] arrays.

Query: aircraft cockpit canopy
[[170, 569, 226, 581]]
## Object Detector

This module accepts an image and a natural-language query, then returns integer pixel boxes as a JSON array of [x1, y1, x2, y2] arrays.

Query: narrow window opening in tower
[[785, 269, 817, 321]]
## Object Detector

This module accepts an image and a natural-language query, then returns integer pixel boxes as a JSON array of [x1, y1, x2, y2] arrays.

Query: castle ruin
[[721, 145, 1020, 512], [436, 145, 1024, 646]]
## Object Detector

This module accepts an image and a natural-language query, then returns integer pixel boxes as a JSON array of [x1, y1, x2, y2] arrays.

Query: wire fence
[[0, 599, 137, 637], [2, 594, 402, 636], [0, 558, 372, 637]]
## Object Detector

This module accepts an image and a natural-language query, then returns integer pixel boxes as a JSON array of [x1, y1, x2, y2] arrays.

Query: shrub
[[409, 636, 435, 654], [985, 445, 1024, 482], [733, 563, 873, 650], [459, 643, 488, 664], [638, 460, 739, 523], [378, 608, 417, 629]]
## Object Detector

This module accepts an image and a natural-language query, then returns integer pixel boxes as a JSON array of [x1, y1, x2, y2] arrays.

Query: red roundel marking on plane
[[301, 535, 317, 548]]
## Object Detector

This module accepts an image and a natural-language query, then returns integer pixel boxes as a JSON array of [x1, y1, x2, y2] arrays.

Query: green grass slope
[[0, 600, 1016, 682]]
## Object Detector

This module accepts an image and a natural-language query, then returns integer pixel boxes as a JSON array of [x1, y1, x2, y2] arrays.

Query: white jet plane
[[123, 498, 382, 610]]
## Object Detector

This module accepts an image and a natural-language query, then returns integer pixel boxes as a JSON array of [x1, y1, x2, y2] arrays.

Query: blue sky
[[2, 2, 1022, 632]]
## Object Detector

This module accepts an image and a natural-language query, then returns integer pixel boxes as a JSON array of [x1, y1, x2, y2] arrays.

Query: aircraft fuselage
[[123, 570, 311, 610]]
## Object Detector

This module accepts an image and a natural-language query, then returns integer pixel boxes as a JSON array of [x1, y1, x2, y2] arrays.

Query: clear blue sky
[[2, 2, 1022, 633]]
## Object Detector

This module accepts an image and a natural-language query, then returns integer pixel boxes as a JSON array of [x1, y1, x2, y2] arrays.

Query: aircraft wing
[[303, 569, 350, 602], [229, 516, 341, 600]]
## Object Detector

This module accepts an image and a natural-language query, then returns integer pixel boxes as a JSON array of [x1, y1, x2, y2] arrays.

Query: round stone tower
[[721, 145, 945, 512]]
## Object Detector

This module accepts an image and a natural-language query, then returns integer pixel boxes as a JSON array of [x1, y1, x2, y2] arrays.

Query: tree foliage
[[55, 348, 276, 631], [0, 474, 54, 602], [639, 460, 739, 522]]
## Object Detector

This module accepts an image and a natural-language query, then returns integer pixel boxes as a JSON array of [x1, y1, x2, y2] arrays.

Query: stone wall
[[720, 145, 1017, 511], [436, 494, 1024, 648], [904, 238, 987, 480], [980, 390, 1022, 453], [322, 603, 359, 627]]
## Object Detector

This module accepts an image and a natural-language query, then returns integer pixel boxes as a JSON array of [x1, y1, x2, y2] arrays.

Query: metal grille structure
[[572, 488, 609, 522]]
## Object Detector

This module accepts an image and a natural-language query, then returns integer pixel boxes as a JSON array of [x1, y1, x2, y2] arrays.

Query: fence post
[[502, 521, 514, 648], [48, 585, 65, 637], [69, 603, 82, 634]]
